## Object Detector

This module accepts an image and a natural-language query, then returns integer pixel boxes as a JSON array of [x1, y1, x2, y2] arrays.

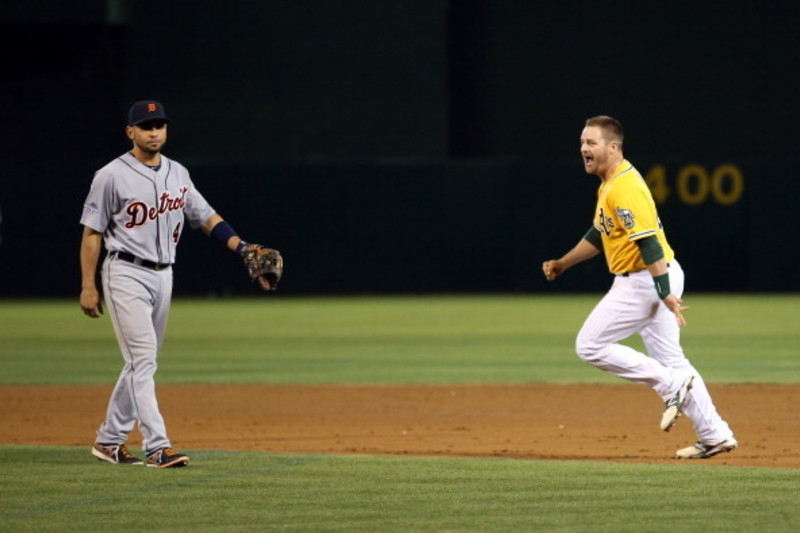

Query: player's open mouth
[[584, 155, 593, 165]]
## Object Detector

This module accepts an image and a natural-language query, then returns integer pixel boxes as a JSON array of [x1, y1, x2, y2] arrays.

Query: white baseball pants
[[575, 260, 733, 444], [95, 256, 173, 453]]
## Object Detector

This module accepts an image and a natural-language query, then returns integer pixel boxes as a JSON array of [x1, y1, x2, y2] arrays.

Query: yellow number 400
[[644, 164, 744, 206]]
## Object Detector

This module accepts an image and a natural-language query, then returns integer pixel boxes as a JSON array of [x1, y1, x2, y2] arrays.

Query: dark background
[[1, 1, 798, 296]]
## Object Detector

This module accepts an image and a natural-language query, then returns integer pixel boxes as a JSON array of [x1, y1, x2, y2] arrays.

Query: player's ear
[[125, 126, 134, 140]]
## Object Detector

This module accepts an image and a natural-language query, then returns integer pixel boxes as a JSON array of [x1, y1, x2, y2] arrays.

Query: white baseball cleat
[[676, 437, 738, 459], [660, 374, 694, 431]]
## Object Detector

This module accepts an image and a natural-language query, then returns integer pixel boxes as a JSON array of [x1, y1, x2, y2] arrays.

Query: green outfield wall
[[1, 1, 797, 295], [0, 159, 793, 296]]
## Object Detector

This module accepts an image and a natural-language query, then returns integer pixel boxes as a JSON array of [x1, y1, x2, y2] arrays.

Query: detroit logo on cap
[[128, 100, 170, 125]]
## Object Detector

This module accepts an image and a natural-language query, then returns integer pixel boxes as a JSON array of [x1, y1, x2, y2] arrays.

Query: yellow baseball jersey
[[593, 160, 674, 274]]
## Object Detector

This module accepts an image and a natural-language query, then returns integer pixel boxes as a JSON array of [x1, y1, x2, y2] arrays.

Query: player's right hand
[[80, 287, 104, 318], [542, 260, 562, 281]]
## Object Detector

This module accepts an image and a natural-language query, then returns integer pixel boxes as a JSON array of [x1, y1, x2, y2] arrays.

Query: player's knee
[[575, 334, 602, 365]]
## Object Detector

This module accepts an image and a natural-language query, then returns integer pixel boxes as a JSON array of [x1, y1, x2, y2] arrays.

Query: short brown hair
[[585, 115, 624, 147]]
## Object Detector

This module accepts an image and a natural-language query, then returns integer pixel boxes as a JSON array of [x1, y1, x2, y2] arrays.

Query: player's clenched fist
[[542, 260, 562, 281]]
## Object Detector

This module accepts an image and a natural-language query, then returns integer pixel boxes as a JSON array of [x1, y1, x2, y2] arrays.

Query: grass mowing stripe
[[0, 448, 328, 524], [1, 446, 799, 532], [2, 295, 799, 385]]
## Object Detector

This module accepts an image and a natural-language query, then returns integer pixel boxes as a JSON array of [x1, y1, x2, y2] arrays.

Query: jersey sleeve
[[608, 179, 660, 242], [80, 170, 116, 233], [182, 176, 216, 229]]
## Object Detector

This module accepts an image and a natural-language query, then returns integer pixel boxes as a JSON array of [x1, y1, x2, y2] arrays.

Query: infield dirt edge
[[2, 383, 797, 468]]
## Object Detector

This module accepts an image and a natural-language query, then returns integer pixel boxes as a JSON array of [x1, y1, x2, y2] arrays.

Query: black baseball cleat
[[146, 447, 190, 468], [92, 442, 144, 465]]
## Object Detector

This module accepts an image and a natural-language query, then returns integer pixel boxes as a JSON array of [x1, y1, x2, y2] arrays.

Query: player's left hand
[[663, 294, 689, 327], [241, 244, 283, 291]]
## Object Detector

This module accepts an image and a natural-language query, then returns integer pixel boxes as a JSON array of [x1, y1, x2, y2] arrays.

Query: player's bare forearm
[[645, 258, 668, 277], [201, 213, 223, 235], [79, 227, 104, 317], [543, 238, 601, 281], [80, 227, 102, 288]]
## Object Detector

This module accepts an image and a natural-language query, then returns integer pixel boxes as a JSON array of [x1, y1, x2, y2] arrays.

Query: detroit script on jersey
[[124, 187, 189, 229]]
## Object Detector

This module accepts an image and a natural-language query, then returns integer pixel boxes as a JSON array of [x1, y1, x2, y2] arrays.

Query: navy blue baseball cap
[[127, 100, 170, 126]]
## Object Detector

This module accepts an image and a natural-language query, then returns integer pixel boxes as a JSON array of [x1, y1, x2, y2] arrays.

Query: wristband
[[236, 241, 250, 255], [210, 221, 238, 246], [653, 273, 671, 300]]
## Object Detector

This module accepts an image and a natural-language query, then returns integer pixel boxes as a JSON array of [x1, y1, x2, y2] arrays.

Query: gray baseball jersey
[[81, 152, 215, 262]]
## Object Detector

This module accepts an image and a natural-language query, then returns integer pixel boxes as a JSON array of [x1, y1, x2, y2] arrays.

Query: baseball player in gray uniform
[[80, 100, 271, 467]]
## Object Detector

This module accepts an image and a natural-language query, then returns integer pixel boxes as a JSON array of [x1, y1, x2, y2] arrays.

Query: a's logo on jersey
[[597, 207, 614, 236], [616, 208, 636, 230], [124, 187, 189, 228], [84, 202, 100, 215]]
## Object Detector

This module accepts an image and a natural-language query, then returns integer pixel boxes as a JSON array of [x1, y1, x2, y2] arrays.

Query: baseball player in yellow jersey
[[542, 116, 737, 459]]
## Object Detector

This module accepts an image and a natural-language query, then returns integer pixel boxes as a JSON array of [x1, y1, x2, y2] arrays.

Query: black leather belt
[[111, 251, 171, 271]]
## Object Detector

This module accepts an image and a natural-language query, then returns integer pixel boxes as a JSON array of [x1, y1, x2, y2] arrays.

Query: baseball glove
[[241, 244, 283, 291]]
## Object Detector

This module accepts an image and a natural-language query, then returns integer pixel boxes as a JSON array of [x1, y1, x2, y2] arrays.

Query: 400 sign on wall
[[645, 164, 744, 206]]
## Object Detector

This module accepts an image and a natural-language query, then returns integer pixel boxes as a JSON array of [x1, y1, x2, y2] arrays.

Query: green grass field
[[1, 295, 799, 531]]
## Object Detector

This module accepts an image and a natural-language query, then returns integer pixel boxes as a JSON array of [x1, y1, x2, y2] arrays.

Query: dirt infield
[[1, 384, 798, 467]]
